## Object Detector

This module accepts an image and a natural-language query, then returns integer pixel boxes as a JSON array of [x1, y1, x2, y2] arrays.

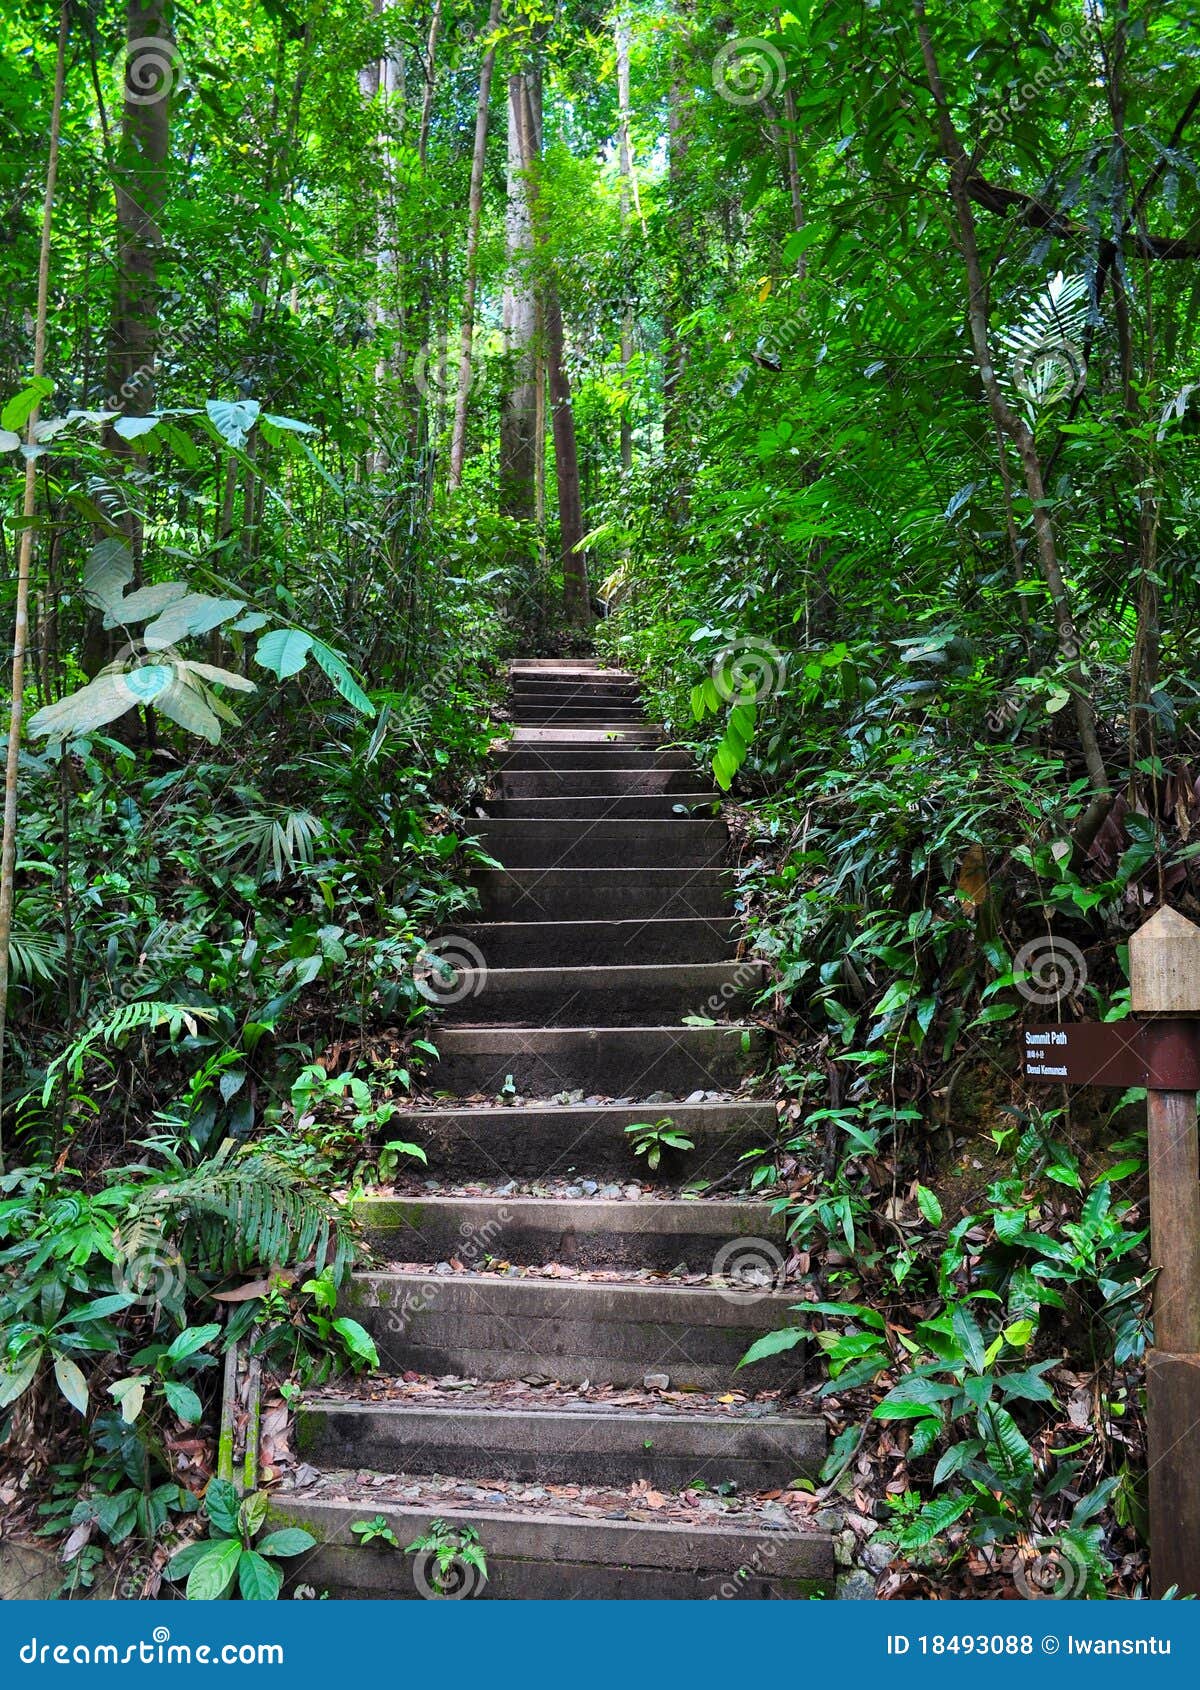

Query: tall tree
[[498, 65, 538, 521], [449, 0, 505, 490]]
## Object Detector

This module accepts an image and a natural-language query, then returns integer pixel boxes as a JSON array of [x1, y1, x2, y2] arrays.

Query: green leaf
[[166, 1324, 222, 1363], [2, 377, 54, 432], [53, 1354, 89, 1415], [915, 1184, 943, 1226], [82, 539, 134, 615], [237, 1549, 283, 1600], [331, 1317, 379, 1369], [204, 1477, 241, 1537], [309, 639, 375, 717], [737, 1326, 805, 1367], [206, 398, 261, 449], [0, 1347, 42, 1408], [952, 1303, 986, 1373], [185, 1537, 242, 1600], [109, 1376, 147, 1423], [255, 628, 314, 680], [257, 1527, 317, 1558], [166, 1540, 213, 1579], [142, 594, 245, 649], [163, 1381, 203, 1424]]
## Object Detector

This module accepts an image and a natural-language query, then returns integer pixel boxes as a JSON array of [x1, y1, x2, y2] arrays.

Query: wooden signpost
[[1022, 906, 1200, 1598]]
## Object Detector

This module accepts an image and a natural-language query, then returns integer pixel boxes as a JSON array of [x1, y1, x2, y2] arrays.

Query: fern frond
[[131, 1141, 356, 1283], [43, 1001, 218, 1101]]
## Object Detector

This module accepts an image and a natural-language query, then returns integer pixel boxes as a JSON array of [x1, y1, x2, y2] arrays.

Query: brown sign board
[[1023, 1020, 1200, 1089]]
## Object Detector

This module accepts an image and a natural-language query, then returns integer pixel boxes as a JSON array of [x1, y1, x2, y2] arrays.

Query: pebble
[[643, 1372, 670, 1390], [684, 1090, 707, 1105], [599, 1184, 622, 1200], [836, 1569, 877, 1601], [580, 1180, 599, 1196], [643, 1091, 674, 1106], [495, 1180, 517, 1195], [565, 1184, 583, 1198], [624, 1184, 642, 1200]]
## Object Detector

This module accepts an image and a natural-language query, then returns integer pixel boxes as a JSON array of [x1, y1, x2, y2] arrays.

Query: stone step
[[509, 659, 625, 673], [476, 818, 727, 869], [450, 917, 738, 966], [296, 1391, 823, 1491], [473, 867, 733, 921], [435, 961, 764, 1025], [506, 727, 662, 747], [373, 1101, 778, 1179], [499, 747, 692, 770], [426, 1024, 763, 1096], [271, 1490, 833, 1599], [510, 686, 640, 704], [498, 767, 711, 797], [490, 794, 721, 819], [511, 697, 643, 712], [354, 1193, 786, 1270], [346, 1270, 806, 1389], [510, 714, 648, 729]]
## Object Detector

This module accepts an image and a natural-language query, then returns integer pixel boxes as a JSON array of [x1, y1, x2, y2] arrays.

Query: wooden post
[[1130, 906, 1200, 1597]]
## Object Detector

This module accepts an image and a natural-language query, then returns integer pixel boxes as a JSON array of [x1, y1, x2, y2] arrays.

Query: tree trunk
[[0, 1, 68, 1160], [449, 0, 504, 490], [499, 68, 538, 522], [417, 0, 444, 168], [615, 7, 636, 472], [104, 1, 173, 421]]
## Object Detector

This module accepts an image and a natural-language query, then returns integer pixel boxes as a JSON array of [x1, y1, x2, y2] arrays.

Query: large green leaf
[[206, 398, 261, 449], [237, 1549, 283, 1600], [53, 1354, 89, 1415], [0, 1347, 43, 1408], [102, 580, 189, 629], [255, 628, 314, 680], [257, 1527, 317, 1559], [310, 639, 375, 717], [204, 1478, 241, 1537], [142, 594, 245, 650], [82, 539, 134, 615], [185, 1537, 242, 1600]]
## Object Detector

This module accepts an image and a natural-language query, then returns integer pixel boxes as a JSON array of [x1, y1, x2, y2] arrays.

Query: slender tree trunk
[[417, 0, 444, 168], [615, 7, 636, 473], [912, 0, 1109, 805], [499, 68, 538, 521], [516, 75, 589, 621], [449, 0, 504, 490], [0, 1, 68, 1161]]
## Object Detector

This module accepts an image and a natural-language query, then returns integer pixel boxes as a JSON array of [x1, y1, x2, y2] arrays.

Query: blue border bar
[[0, 1601, 1192, 1687]]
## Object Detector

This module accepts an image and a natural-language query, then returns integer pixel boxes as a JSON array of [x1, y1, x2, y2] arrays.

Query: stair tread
[[276, 1469, 830, 1542], [303, 1374, 812, 1420]]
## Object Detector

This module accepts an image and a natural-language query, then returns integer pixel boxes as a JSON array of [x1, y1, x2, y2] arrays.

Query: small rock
[[860, 1539, 895, 1575], [494, 1180, 517, 1195], [834, 1528, 857, 1568], [684, 1090, 707, 1105], [580, 1180, 599, 1196], [564, 1184, 583, 1198], [624, 1184, 642, 1200], [524, 1487, 549, 1500], [644, 1090, 674, 1106], [599, 1184, 622, 1200], [434, 1261, 453, 1275], [836, 1569, 877, 1601], [643, 1372, 670, 1390]]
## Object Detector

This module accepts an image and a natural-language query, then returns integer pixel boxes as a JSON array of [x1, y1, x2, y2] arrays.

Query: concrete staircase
[[275, 659, 834, 1599]]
